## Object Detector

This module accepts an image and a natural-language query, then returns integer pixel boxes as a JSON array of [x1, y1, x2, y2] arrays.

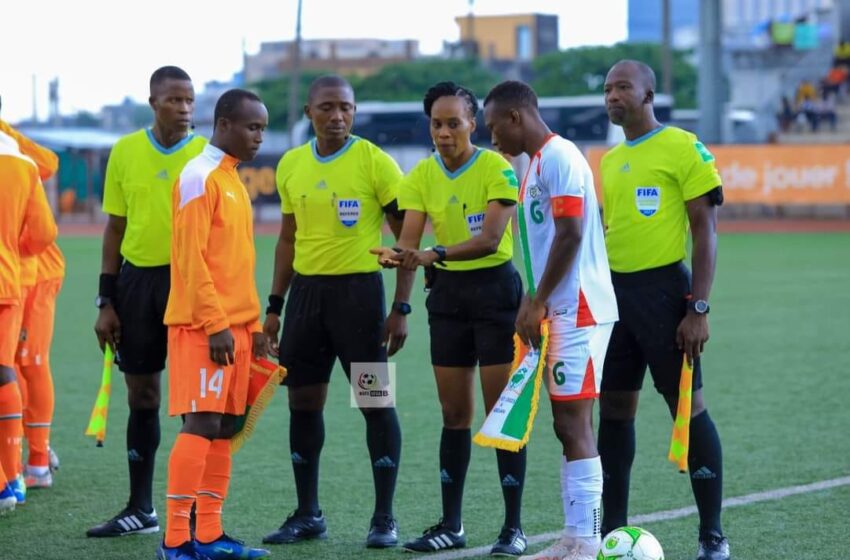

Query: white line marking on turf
[[428, 475, 850, 559]]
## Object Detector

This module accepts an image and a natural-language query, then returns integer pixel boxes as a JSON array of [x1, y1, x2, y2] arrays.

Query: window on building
[[516, 25, 532, 60]]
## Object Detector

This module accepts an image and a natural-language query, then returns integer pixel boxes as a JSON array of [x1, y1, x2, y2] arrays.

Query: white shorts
[[545, 319, 615, 401]]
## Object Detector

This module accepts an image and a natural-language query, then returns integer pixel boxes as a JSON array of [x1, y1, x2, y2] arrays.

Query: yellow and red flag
[[668, 354, 693, 473], [85, 346, 113, 447]]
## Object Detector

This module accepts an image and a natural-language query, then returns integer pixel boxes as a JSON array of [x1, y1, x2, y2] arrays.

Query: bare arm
[[676, 194, 718, 362], [383, 207, 416, 356], [269, 213, 297, 299], [101, 215, 126, 275], [263, 213, 297, 356], [516, 216, 583, 348]]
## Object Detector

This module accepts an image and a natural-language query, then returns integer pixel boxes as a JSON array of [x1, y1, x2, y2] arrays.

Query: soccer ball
[[597, 527, 664, 560]]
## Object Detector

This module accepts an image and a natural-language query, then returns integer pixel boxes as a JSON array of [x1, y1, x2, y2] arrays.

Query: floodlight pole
[[698, 0, 723, 143], [288, 0, 304, 148], [662, 0, 673, 95]]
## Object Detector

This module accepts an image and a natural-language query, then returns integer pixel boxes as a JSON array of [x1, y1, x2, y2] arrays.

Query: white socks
[[563, 456, 602, 538]]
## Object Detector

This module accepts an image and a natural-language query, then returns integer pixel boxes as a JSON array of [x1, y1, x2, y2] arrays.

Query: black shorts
[[114, 261, 170, 375], [280, 272, 386, 387], [426, 261, 521, 368], [601, 262, 703, 395]]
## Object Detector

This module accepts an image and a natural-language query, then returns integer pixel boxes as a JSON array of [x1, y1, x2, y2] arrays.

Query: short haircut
[[612, 59, 657, 91], [483, 80, 538, 110], [214, 89, 262, 129], [149, 66, 192, 92], [423, 81, 478, 118], [307, 75, 353, 103]]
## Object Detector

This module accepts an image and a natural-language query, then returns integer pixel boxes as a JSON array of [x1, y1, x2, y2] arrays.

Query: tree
[[251, 59, 501, 130], [532, 43, 697, 108]]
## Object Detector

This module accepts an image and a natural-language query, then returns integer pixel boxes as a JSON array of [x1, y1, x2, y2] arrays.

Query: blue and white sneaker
[[11, 475, 26, 505], [194, 533, 270, 559], [156, 540, 210, 560], [0, 483, 16, 514]]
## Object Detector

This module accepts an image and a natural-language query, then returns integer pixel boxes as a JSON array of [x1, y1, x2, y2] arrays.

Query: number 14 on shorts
[[200, 368, 224, 399]]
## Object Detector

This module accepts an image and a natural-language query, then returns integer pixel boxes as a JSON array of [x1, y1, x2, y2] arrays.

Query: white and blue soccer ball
[[597, 527, 664, 560]]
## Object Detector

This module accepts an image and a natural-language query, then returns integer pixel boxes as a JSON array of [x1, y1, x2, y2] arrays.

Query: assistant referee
[[597, 60, 730, 560]]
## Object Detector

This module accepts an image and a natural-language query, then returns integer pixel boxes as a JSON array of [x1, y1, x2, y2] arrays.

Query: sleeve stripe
[[551, 195, 583, 218]]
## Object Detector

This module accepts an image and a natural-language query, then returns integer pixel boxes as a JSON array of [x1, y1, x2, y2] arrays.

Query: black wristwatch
[[95, 295, 113, 309], [429, 245, 447, 264], [392, 302, 412, 316], [687, 299, 710, 315]]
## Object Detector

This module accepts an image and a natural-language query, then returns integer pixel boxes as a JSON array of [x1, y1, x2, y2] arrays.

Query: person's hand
[[263, 314, 282, 357], [676, 312, 709, 365], [370, 247, 401, 268], [208, 328, 235, 366], [383, 310, 408, 357], [515, 293, 547, 349], [94, 305, 121, 353], [395, 248, 438, 271], [252, 331, 269, 360]]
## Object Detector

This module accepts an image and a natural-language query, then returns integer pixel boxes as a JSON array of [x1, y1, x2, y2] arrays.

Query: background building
[[243, 38, 420, 83], [454, 13, 559, 61]]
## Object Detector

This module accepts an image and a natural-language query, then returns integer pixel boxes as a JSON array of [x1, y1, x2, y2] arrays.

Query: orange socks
[[165, 433, 211, 547], [0, 382, 23, 484], [21, 364, 54, 467], [195, 439, 232, 544]]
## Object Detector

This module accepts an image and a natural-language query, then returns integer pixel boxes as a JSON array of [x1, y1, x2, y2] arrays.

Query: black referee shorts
[[601, 261, 703, 395], [426, 261, 521, 368], [279, 272, 387, 387], [114, 261, 170, 375]]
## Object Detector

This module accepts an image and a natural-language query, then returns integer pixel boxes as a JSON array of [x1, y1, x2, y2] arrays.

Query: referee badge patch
[[337, 199, 360, 227], [635, 186, 661, 217]]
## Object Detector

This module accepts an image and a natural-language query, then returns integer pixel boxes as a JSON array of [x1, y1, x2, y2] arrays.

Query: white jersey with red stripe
[[517, 134, 618, 327]]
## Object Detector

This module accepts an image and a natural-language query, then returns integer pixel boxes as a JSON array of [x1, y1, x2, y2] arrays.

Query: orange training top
[[36, 242, 65, 282], [0, 120, 59, 181], [0, 132, 58, 304], [164, 144, 261, 335]]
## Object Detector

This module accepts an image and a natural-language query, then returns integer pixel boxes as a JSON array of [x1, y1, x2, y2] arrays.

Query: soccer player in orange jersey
[[0, 126, 58, 514], [157, 89, 270, 560], [0, 118, 65, 493]]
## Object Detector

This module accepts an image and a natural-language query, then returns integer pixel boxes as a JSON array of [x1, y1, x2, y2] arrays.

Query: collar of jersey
[[203, 143, 239, 170], [624, 125, 666, 147], [146, 128, 196, 155], [434, 147, 481, 180], [311, 135, 358, 163]]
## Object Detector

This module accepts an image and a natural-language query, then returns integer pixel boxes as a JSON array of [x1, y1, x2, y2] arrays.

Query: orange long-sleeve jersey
[[36, 243, 65, 282], [0, 133, 58, 304], [0, 120, 59, 181], [164, 144, 261, 335]]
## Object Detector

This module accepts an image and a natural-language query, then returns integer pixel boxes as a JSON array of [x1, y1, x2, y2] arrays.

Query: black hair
[[307, 75, 353, 103], [611, 59, 657, 91], [483, 80, 539, 110], [423, 81, 478, 118], [149, 66, 192, 92], [213, 88, 262, 130]]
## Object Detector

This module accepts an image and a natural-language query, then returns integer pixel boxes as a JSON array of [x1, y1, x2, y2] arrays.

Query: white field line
[[427, 475, 850, 559]]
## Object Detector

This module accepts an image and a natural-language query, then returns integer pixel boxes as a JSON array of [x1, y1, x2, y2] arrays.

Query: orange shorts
[[167, 325, 253, 416], [0, 303, 24, 367], [17, 278, 62, 366]]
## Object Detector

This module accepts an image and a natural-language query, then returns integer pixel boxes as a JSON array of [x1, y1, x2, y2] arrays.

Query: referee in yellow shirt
[[597, 60, 730, 560], [376, 81, 527, 556], [262, 75, 411, 549], [91, 66, 206, 538]]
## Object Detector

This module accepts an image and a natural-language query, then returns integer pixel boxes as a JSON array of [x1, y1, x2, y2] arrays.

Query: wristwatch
[[392, 302, 412, 315], [429, 245, 447, 264], [687, 299, 710, 315], [95, 295, 113, 309]]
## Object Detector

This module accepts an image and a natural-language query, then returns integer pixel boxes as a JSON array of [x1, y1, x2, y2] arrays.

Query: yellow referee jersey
[[399, 148, 518, 271], [601, 126, 721, 273], [102, 129, 207, 267], [277, 136, 403, 276]]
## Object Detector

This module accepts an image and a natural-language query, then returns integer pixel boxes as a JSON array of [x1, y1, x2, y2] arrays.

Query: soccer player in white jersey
[[483, 81, 619, 560]]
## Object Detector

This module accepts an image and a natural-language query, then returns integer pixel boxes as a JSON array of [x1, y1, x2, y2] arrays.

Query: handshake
[[369, 246, 446, 270]]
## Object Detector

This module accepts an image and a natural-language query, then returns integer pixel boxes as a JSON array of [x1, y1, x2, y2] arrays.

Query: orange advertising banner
[[586, 145, 850, 205]]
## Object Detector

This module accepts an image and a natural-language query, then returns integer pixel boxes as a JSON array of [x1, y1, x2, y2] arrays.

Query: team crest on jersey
[[635, 186, 661, 217], [337, 199, 360, 227], [528, 184, 542, 199]]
